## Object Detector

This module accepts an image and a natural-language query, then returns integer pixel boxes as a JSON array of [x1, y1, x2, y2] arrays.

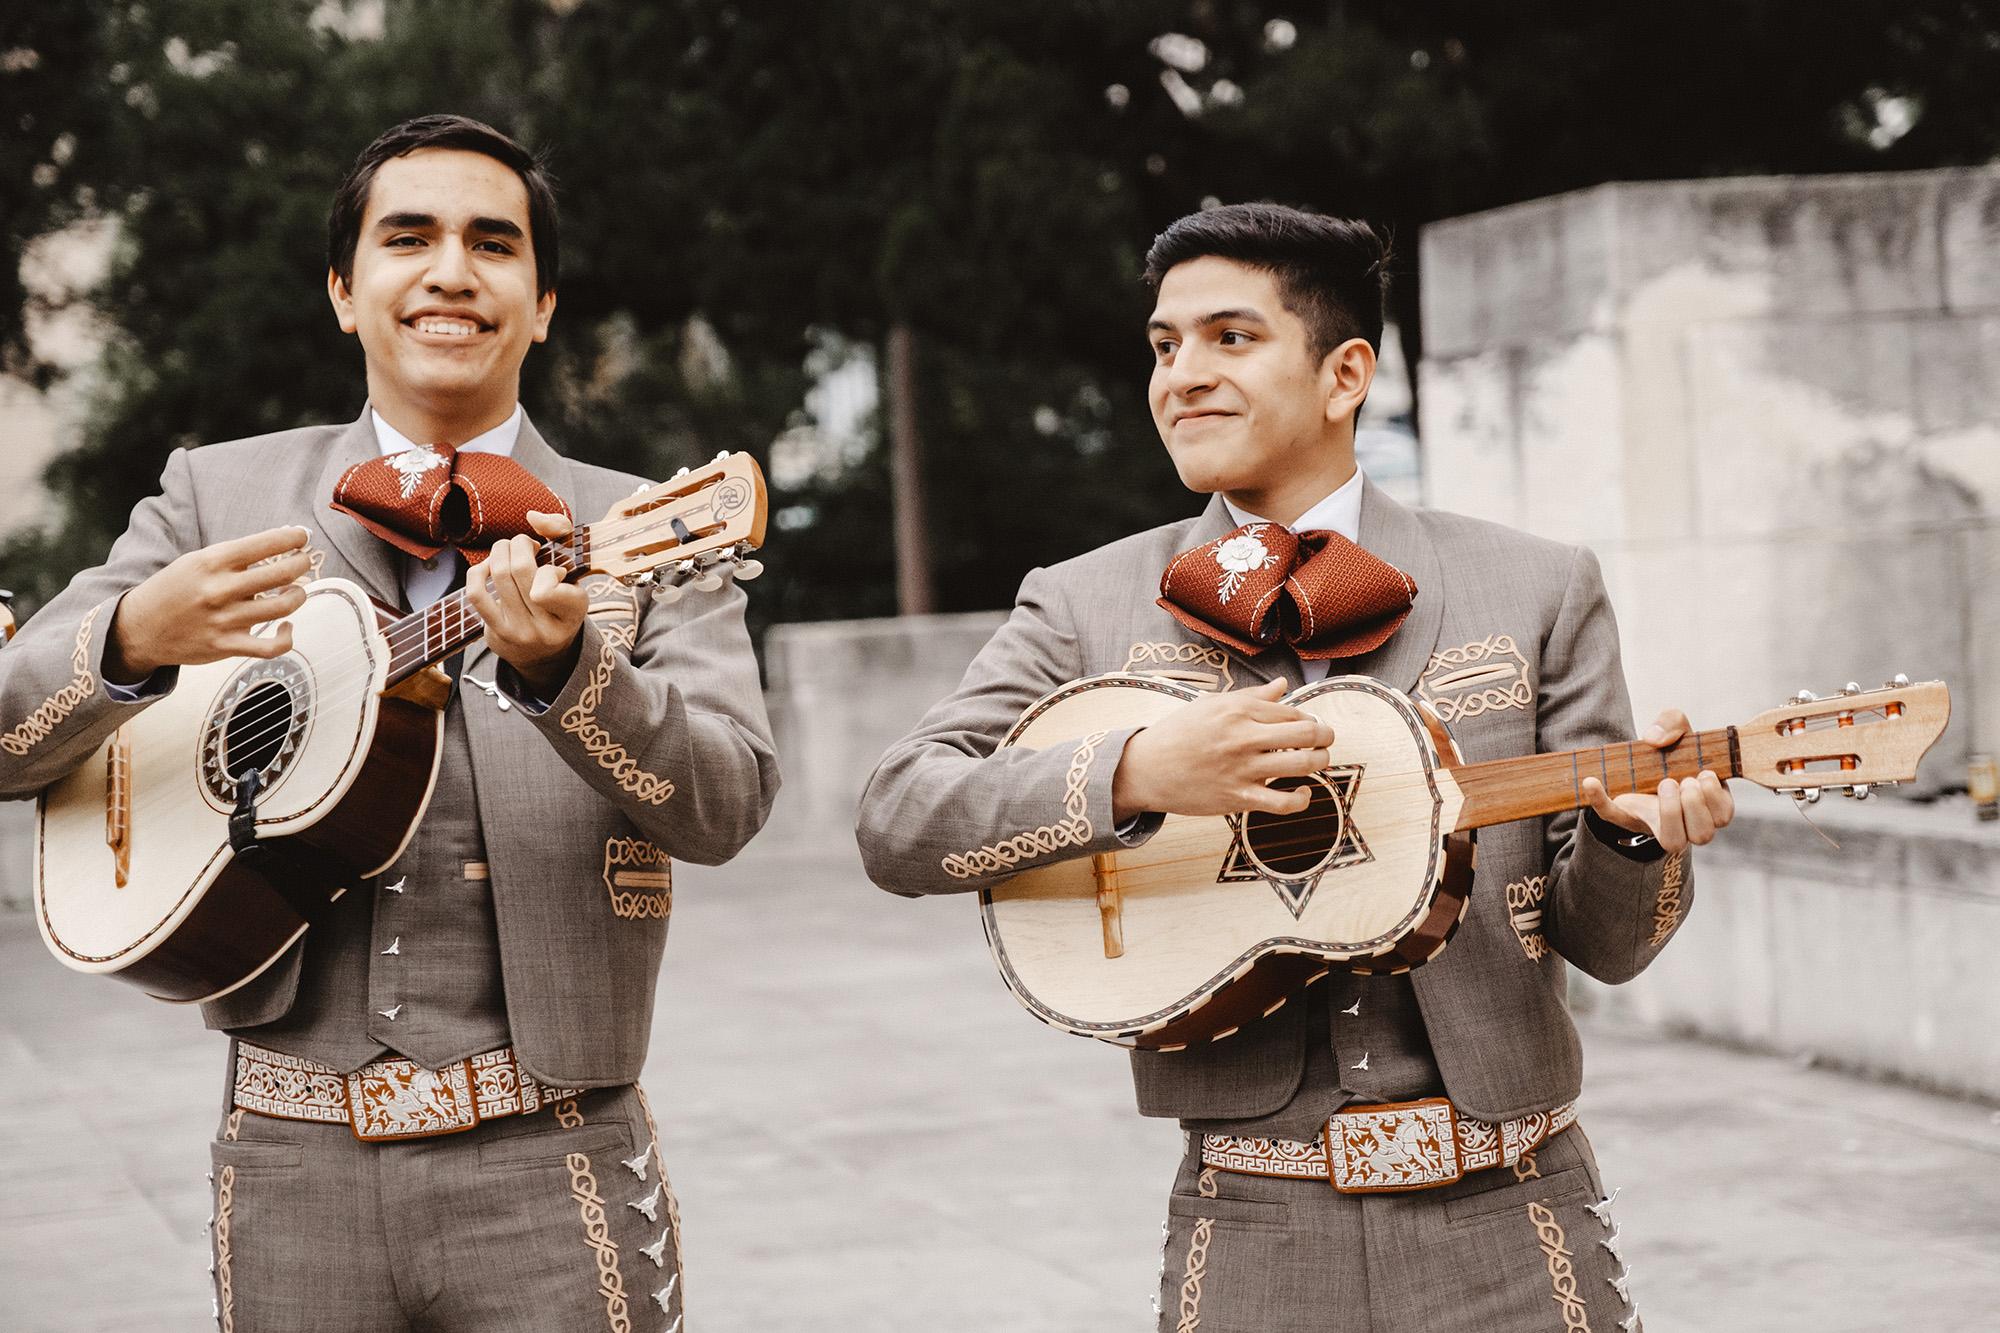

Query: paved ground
[[4, 807, 2000, 1331]]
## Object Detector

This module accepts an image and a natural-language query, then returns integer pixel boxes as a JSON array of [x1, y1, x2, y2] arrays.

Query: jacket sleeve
[[0, 450, 202, 800], [497, 577, 778, 866], [856, 566, 1146, 897], [1535, 545, 1693, 983]]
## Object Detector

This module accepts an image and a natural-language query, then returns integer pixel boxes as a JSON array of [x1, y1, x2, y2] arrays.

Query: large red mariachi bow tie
[[329, 444, 571, 566], [1157, 522, 1418, 660]]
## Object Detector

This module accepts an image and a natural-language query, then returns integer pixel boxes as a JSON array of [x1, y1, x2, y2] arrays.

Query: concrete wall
[[1422, 166, 2000, 1099]]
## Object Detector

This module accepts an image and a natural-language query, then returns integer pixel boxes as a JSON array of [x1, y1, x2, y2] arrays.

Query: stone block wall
[[1422, 167, 2000, 1097]]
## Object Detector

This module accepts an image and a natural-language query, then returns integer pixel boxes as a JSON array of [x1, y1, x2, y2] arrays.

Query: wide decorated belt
[[232, 1042, 585, 1142], [1201, 1096, 1579, 1194]]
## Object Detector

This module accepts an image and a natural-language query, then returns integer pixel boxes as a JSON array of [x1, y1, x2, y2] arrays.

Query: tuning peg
[[692, 564, 726, 593], [732, 557, 764, 581], [633, 570, 657, 588], [631, 481, 651, 495], [1789, 689, 1819, 705], [1849, 784, 1870, 800], [651, 578, 687, 605], [1795, 787, 1822, 805], [1886, 673, 1910, 688], [713, 450, 729, 461], [1843, 682, 1861, 695], [673, 466, 689, 479]]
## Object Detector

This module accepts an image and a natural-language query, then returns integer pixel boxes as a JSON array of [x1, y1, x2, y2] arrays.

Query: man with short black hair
[[0, 114, 777, 1330], [858, 202, 1731, 1331]]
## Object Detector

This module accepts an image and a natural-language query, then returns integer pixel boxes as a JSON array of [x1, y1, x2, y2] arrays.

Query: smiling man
[[857, 203, 1732, 1331], [0, 115, 777, 1330]]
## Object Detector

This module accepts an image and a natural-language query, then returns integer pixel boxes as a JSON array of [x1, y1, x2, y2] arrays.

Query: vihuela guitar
[[979, 672, 1949, 1050], [35, 453, 767, 1003]]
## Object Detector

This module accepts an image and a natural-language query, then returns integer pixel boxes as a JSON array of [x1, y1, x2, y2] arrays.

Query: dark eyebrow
[[1146, 307, 1270, 335], [371, 213, 525, 241]]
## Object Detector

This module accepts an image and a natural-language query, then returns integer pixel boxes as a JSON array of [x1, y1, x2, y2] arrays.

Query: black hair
[[327, 114, 559, 297], [1142, 203, 1389, 363]]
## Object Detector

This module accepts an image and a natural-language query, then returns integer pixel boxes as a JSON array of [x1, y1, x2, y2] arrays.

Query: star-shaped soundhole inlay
[[1217, 763, 1371, 918]]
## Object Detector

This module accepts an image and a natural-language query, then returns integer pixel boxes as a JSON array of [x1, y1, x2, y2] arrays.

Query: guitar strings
[[185, 496, 717, 767], [118, 499, 724, 824]]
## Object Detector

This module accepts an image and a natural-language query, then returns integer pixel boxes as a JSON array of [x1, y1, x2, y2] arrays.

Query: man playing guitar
[[858, 203, 1734, 1331], [0, 115, 776, 1331]]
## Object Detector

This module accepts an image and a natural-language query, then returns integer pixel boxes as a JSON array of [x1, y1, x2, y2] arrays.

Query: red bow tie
[[1158, 522, 1417, 660], [330, 443, 570, 566]]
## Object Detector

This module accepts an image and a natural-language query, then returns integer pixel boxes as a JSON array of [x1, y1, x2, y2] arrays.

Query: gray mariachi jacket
[[0, 410, 779, 1086], [857, 481, 1692, 1124]]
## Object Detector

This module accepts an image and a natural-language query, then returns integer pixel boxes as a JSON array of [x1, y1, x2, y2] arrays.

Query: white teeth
[[413, 318, 480, 337]]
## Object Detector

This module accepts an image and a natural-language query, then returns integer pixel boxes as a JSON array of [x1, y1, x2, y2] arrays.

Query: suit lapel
[[1336, 478, 1446, 692], [312, 410, 402, 608]]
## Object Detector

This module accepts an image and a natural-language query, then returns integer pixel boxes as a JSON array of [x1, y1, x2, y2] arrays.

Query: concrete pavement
[[4, 804, 1999, 1331]]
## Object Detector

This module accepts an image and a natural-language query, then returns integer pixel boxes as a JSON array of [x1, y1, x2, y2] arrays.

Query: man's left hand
[[1581, 708, 1736, 854], [467, 509, 587, 697]]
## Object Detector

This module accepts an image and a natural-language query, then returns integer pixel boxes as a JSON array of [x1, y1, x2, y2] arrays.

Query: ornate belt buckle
[[1324, 1097, 1462, 1193], [345, 1058, 480, 1142]]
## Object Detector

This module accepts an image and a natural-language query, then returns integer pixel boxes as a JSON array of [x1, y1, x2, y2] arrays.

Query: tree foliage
[[3, 0, 1997, 625]]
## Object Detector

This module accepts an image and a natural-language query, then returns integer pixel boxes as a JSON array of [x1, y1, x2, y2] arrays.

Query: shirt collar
[[1221, 465, 1365, 541], [371, 404, 524, 459]]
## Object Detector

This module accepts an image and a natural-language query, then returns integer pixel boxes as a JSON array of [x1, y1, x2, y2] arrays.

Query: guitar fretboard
[[381, 532, 589, 688], [1449, 729, 1741, 833]]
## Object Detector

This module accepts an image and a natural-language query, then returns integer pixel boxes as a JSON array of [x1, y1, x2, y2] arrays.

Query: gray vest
[[205, 701, 510, 1072]]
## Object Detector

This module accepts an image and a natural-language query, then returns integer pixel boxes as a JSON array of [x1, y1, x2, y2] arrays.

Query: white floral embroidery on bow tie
[[389, 446, 447, 499], [629, 1183, 662, 1222], [1213, 527, 1277, 603]]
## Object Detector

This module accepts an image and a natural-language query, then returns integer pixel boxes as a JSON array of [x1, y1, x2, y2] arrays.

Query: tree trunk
[[885, 322, 935, 616]]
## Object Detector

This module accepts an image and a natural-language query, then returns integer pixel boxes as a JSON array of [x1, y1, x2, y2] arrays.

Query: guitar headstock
[[589, 452, 768, 603], [1735, 675, 1950, 802]]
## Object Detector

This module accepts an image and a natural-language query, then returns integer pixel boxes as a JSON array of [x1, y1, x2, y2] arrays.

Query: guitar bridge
[[1091, 853, 1125, 959]]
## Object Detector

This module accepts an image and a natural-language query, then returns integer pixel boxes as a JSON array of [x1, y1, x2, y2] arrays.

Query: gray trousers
[[1157, 1125, 1638, 1333], [207, 1083, 685, 1332]]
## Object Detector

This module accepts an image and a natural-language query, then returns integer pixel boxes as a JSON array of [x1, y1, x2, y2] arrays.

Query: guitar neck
[[380, 531, 591, 688], [1449, 728, 1741, 833]]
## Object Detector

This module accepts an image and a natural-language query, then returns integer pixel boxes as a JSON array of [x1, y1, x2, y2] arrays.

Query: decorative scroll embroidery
[[1513, 1150, 1541, 1183], [1648, 853, 1686, 947], [1506, 874, 1551, 961], [1527, 1200, 1595, 1332], [233, 1046, 348, 1123], [213, 1109, 243, 1333], [566, 1153, 633, 1333], [555, 1098, 586, 1129], [602, 837, 672, 920], [942, 730, 1108, 879], [1417, 633, 1533, 724], [560, 635, 675, 805], [1, 606, 100, 756], [1123, 641, 1235, 691], [1175, 1166, 1219, 1333], [1201, 1134, 1329, 1180], [582, 574, 640, 652]]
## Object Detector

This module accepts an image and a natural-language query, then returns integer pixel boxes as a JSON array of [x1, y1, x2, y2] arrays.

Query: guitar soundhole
[[1244, 774, 1345, 879], [198, 655, 314, 807], [225, 682, 292, 775]]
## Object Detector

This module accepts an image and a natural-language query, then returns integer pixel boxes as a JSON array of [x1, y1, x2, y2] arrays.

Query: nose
[[1163, 342, 1217, 399], [423, 235, 476, 294]]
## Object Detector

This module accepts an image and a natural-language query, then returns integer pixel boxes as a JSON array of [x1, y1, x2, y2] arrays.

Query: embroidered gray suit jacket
[[0, 411, 779, 1085], [857, 481, 1692, 1123]]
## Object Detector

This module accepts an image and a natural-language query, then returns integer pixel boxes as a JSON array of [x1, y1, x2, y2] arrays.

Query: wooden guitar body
[[35, 577, 443, 1003], [980, 674, 1476, 1050]]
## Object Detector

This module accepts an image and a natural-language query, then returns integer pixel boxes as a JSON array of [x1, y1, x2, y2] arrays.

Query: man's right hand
[[1112, 678, 1333, 822], [104, 527, 313, 685]]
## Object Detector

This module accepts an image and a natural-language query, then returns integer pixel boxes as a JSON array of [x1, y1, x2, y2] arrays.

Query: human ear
[[531, 288, 557, 344], [1321, 337, 1377, 425], [327, 268, 358, 335]]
